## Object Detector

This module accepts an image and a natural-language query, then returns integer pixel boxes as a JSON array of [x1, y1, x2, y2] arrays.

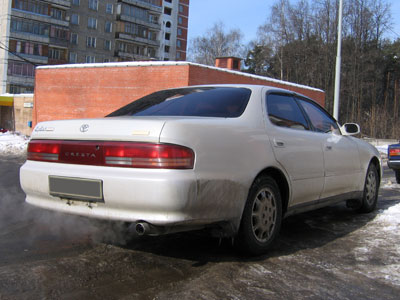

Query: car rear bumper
[[388, 160, 400, 170], [20, 161, 203, 226]]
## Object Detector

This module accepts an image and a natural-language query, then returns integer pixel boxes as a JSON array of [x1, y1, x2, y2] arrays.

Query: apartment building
[[0, 0, 70, 94], [0, 0, 189, 94]]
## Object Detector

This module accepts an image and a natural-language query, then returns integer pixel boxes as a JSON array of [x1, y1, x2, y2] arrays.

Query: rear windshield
[[107, 87, 251, 118]]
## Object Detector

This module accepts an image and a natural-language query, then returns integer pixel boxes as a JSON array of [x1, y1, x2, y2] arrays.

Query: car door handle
[[325, 145, 333, 151], [273, 139, 285, 148]]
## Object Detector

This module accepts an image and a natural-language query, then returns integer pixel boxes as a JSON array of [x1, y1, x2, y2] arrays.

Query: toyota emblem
[[80, 124, 89, 132]]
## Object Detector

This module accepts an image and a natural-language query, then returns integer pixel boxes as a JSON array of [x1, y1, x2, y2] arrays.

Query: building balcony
[[115, 33, 160, 47], [46, 0, 71, 7], [12, 9, 69, 27], [48, 58, 68, 65], [115, 50, 159, 61], [7, 75, 35, 87], [49, 38, 69, 48], [118, 0, 162, 13], [10, 32, 50, 44], [118, 14, 161, 30], [8, 53, 48, 65]]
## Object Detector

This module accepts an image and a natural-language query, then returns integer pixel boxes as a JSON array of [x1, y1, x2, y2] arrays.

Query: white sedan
[[20, 85, 381, 255]]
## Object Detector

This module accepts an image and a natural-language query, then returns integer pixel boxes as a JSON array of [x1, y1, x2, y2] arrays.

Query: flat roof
[[37, 61, 324, 93]]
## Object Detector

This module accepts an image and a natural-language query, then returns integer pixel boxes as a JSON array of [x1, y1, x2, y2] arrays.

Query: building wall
[[187, 65, 325, 104], [33, 62, 325, 127], [13, 94, 34, 136], [33, 63, 191, 124]]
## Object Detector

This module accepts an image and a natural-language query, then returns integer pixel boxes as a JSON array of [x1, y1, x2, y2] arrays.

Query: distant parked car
[[388, 143, 400, 183], [19, 85, 381, 255], [0, 127, 8, 133]]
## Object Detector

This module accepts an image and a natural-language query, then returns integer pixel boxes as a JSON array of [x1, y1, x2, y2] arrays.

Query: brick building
[[32, 60, 325, 127]]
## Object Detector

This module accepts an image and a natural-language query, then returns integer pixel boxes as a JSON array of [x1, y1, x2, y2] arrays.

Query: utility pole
[[333, 0, 343, 121]]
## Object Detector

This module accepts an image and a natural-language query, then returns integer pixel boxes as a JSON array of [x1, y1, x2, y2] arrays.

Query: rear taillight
[[27, 140, 60, 162], [389, 148, 400, 157], [27, 140, 195, 169]]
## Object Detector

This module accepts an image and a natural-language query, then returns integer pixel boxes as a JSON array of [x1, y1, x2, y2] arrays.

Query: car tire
[[395, 171, 400, 184], [235, 176, 282, 256], [357, 163, 379, 213]]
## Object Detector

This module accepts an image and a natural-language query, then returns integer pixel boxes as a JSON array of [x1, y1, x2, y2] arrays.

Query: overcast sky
[[188, 0, 400, 44]]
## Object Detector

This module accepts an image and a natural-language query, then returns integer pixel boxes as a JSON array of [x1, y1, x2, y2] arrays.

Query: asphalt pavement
[[0, 157, 399, 300]]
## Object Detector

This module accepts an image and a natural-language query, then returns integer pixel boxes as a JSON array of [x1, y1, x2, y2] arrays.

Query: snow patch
[[0, 132, 29, 156]]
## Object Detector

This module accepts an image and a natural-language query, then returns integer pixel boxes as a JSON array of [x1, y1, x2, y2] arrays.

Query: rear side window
[[266, 93, 309, 130], [107, 87, 251, 118]]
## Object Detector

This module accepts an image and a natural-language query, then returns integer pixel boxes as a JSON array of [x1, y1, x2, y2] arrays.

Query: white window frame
[[86, 36, 96, 48]]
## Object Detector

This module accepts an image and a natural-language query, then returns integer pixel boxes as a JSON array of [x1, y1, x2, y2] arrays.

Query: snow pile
[[0, 132, 29, 156], [375, 144, 388, 156], [375, 202, 400, 231]]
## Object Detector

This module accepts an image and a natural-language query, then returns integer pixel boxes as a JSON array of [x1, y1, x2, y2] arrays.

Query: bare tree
[[188, 22, 245, 66]]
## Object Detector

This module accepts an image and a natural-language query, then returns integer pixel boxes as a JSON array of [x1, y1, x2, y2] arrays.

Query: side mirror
[[341, 123, 360, 136]]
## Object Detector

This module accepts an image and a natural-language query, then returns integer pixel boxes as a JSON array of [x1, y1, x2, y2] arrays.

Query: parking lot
[[0, 156, 399, 300]]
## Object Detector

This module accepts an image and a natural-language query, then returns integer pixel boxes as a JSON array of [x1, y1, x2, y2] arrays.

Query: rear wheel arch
[[252, 167, 290, 216]]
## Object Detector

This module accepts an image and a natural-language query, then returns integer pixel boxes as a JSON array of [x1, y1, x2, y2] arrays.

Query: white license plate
[[49, 176, 103, 202]]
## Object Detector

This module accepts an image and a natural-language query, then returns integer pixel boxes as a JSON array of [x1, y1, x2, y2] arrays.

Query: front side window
[[108, 87, 252, 118], [297, 98, 339, 133], [266, 93, 309, 130]]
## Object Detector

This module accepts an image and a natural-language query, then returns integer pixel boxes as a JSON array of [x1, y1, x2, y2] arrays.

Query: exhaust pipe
[[135, 222, 150, 236]]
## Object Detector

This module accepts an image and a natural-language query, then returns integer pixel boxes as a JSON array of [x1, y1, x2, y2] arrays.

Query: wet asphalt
[[0, 156, 399, 300]]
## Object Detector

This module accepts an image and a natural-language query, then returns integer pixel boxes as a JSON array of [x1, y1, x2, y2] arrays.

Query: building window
[[104, 40, 112, 51], [164, 7, 172, 15], [86, 56, 95, 63], [13, 0, 48, 16], [7, 61, 35, 77], [118, 42, 128, 52], [72, 0, 80, 6], [49, 48, 61, 60], [10, 40, 43, 56], [69, 52, 77, 63], [88, 17, 97, 29], [176, 52, 181, 59], [165, 0, 172, 2], [166, 21, 171, 28], [86, 36, 96, 48], [70, 33, 78, 45], [106, 3, 113, 14], [177, 28, 182, 36], [88, 0, 98, 11], [104, 21, 112, 33], [50, 26, 69, 40], [71, 14, 79, 25], [179, 5, 184, 13], [10, 18, 49, 36], [51, 8, 64, 20], [164, 45, 170, 53], [177, 40, 181, 49], [178, 16, 183, 25], [104, 58, 110, 63]]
